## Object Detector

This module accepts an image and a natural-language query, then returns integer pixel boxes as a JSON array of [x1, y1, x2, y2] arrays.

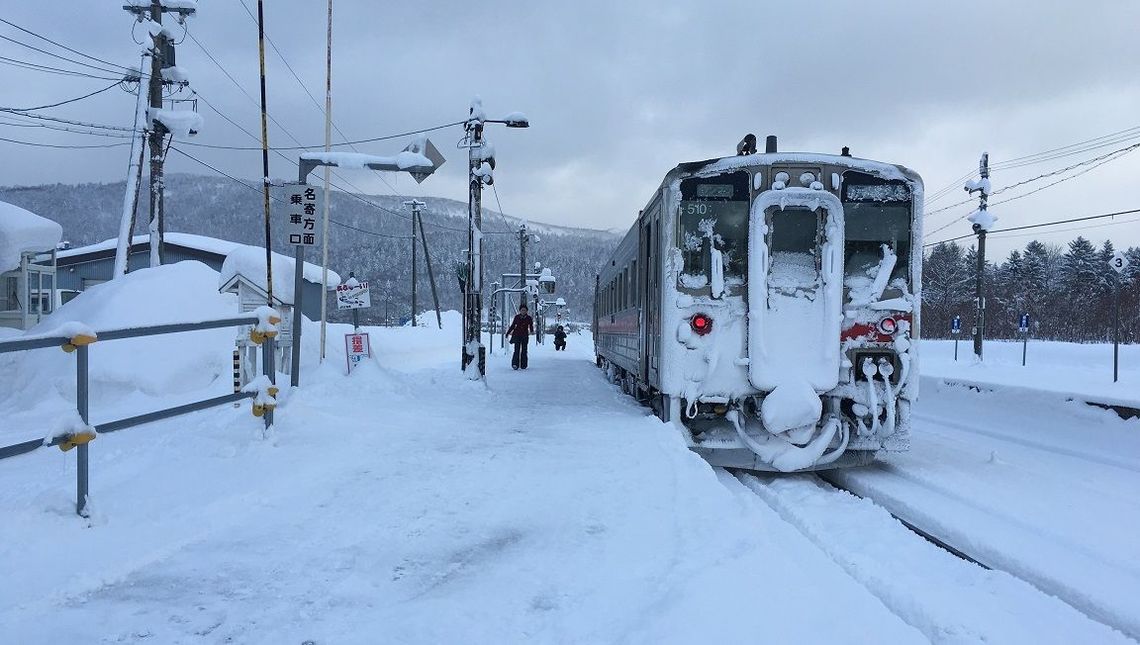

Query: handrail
[[0, 313, 275, 517]]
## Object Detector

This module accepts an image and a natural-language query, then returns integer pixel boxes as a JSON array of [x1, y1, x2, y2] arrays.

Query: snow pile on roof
[[967, 208, 997, 231], [219, 245, 340, 303], [149, 107, 202, 137], [299, 151, 432, 171], [0, 200, 62, 272], [58, 232, 339, 287], [0, 262, 239, 442]]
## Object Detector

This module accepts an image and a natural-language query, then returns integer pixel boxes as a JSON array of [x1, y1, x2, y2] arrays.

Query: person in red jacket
[[506, 303, 534, 370]]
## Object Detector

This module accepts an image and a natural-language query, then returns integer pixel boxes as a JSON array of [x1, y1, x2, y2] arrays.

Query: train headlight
[[691, 313, 713, 336], [878, 316, 898, 335], [799, 171, 816, 186]]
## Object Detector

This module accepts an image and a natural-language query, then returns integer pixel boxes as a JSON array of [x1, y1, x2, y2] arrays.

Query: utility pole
[[404, 199, 425, 326], [416, 210, 444, 329], [123, 1, 195, 268], [113, 53, 148, 278], [518, 223, 529, 313], [319, 0, 333, 361], [965, 152, 991, 361], [463, 100, 486, 376], [459, 97, 528, 377]]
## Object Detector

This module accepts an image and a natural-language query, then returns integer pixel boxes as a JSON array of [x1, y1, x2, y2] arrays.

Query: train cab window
[[842, 174, 912, 288], [678, 171, 750, 289], [766, 207, 823, 292]]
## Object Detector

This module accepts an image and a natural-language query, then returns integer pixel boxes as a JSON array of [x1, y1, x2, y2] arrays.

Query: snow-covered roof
[[219, 245, 339, 304], [57, 232, 339, 287], [0, 200, 63, 272]]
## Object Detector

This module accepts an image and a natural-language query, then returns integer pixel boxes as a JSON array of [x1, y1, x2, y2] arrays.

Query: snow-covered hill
[[0, 175, 621, 323]]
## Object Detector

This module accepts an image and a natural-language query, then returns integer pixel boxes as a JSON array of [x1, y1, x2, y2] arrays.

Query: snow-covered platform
[[0, 264, 1135, 642]]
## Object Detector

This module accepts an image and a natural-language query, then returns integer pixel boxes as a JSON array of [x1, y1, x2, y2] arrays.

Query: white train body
[[594, 148, 923, 472]]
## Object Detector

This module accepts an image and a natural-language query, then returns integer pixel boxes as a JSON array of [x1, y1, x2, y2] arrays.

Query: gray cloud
[[3, 0, 1140, 258]]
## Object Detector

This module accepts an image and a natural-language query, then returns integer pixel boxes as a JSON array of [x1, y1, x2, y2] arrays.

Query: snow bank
[[0, 261, 240, 443], [0, 200, 62, 272], [922, 338, 1139, 407]]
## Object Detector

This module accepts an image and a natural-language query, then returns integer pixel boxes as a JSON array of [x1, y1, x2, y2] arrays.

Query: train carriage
[[595, 136, 923, 472]]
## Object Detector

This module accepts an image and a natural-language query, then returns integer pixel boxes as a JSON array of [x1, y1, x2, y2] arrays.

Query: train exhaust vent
[[765, 135, 778, 153]]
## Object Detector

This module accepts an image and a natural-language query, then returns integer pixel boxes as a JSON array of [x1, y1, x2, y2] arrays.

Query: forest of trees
[[922, 237, 1140, 342]]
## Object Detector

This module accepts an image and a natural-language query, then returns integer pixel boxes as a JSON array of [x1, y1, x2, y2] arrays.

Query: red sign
[[345, 332, 371, 372]]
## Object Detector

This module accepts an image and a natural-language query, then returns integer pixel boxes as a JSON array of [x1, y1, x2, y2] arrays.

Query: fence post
[[76, 344, 90, 518], [262, 332, 275, 431]]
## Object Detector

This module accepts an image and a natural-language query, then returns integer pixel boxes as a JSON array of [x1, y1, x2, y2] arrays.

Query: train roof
[[670, 151, 922, 186]]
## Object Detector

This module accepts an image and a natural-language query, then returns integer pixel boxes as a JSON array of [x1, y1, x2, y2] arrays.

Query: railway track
[[809, 468, 1140, 643]]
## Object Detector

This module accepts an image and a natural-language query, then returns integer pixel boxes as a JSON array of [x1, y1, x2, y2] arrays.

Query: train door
[[747, 190, 845, 392], [640, 197, 662, 386]]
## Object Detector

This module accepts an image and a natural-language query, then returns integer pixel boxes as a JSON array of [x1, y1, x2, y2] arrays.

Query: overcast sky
[[3, 0, 1140, 259]]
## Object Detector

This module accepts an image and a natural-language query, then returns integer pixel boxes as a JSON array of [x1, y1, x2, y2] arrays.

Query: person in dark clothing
[[506, 304, 534, 370], [553, 325, 567, 351]]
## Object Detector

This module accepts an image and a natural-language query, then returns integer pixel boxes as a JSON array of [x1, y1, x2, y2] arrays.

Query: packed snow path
[[3, 336, 930, 643], [0, 328, 1135, 642]]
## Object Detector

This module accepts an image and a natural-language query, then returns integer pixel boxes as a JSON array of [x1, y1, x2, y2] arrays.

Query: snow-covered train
[[594, 136, 923, 472]]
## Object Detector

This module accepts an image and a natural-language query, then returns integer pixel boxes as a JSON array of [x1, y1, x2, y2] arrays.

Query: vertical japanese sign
[[345, 332, 371, 372], [286, 183, 320, 247]]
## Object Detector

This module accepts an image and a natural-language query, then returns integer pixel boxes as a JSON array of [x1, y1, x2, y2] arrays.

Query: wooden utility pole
[[971, 153, 989, 361], [123, 1, 195, 267], [404, 199, 425, 326], [416, 210, 444, 329]]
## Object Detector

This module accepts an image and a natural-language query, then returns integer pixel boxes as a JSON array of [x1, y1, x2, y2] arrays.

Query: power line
[[0, 54, 124, 80], [0, 135, 131, 149], [0, 16, 140, 75], [992, 124, 1140, 170], [0, 115, 136, 138], [923, 145, 1139, 239], [178, 119, 463, 151], [0, 110, 137, 132], [167, 145, 414, 240], [924, 207, 1140, 248], [0, 33, 132, 77], [0, 80, 123, 112]]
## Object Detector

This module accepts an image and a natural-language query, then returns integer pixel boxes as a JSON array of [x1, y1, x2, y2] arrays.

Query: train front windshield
[[841, 178, 912, 285], [678, 171, 750, 287]]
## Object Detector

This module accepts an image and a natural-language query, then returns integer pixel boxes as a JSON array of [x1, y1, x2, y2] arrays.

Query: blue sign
[[1019, 313, 1029, 333], [951, 316, 961, 334]]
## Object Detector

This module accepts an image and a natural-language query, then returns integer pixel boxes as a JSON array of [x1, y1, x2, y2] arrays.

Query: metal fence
[[0, 315, 277, 517]]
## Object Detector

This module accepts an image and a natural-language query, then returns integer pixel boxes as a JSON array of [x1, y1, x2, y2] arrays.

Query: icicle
[[862, 358, 880, 434], [709, 246, 725, 299]]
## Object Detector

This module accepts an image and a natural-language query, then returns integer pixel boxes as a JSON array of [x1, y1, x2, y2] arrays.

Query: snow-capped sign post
[[1020, 312, 1030, 366], [951, 315, 961, 361], [964, 152, 995, 361], [336, 273, 370, 332], [1110, 250, 1129, 382], [283, 183, 321, 388], [295, 138, 444, 363]]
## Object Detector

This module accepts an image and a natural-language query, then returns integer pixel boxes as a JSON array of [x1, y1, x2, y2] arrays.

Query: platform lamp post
[[459, 97, 529, 379]]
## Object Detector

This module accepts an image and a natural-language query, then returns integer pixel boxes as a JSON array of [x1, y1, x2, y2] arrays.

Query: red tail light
[[878, 316, 898, 335], [691, 313, 713, 336]]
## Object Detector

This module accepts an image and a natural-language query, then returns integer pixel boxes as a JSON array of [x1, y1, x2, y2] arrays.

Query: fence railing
[[0, 315, 278, 517]]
